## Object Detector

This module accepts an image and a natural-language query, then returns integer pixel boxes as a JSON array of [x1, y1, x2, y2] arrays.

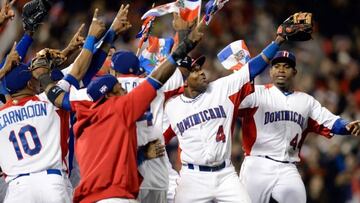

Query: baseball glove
[[277, 12, 313, 41], [30, 48, 66, 71], [22, 0, 52, 32]]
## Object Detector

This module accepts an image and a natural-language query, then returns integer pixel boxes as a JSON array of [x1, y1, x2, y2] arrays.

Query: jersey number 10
[[9, 125, 42, 160]]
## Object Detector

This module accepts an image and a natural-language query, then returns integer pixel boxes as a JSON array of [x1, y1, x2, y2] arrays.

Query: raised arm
[[81, 4, 132, 87], [120, 20, 205, 125], [61, 24, 86, 60], [66, 9, 105, 82], [0, 0, 15, 27], [30, 9, 105, 108], [0, 42, 19, 79], [0, 42, 19, 101], [149, 19, 204, 85]]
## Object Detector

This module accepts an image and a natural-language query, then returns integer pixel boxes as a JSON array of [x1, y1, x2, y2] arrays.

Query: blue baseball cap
[[111, 50, 144, 75], [4, 63, 32, 94], [86, 74, 118, 101], [271, 51, 296, 68]]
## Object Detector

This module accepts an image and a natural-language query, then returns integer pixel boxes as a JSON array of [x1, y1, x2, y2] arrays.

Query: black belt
[[257, 155, 296, 164], [185, 161, 226, 172]]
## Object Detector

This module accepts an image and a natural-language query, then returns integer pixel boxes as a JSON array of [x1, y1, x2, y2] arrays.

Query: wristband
[[171, 38, 197, 62], [47, 85, 65, 104], [83, 36, 97, 53], [147, 76, 163, 90], [63, 74, 80, 89]]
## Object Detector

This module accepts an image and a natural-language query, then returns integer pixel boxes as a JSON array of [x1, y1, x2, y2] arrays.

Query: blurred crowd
[[1, 0, 360, 202]]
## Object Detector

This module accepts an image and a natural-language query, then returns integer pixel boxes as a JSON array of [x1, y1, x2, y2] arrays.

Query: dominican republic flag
[[136, 16, 155, 40], [178, 0, 201, 22], [217, 40, 251, 71], [141, 0, 201, 22], [204, 0, 229, 25], [139, 37, 174, 74], [141, 2, 178, 20], [136, 16, 156, 50]]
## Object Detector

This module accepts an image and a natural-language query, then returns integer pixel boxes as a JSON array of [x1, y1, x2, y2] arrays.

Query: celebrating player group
[[0, 0, 359, 203]]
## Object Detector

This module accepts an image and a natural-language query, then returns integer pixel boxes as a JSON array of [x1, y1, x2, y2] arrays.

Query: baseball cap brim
[[191, 55, 206, 68]]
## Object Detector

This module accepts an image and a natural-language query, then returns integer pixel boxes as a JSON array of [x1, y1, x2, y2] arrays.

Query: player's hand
[[110, 4, 132, 35], [187, 19, 205, 43], [172, 13, 195, 31], [145, 139, 165, 159], [88, 8, 106, 38], [3, 42, 20, 70], [346, 120, 360, 136], [0, 0, 16, 26], [64, 23, 85, 55]]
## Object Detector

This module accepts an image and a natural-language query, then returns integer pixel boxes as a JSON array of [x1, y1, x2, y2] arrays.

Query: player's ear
[[293, 68, 297, 76], [184, 80, 188, 87]]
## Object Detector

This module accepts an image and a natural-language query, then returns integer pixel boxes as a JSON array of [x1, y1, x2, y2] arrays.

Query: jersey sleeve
[[66, 87, 92, 112], [239, 85, 261, 110], [161, 68, 184, 92], [213, 64, 254, 108], [307, 96, 341, 138], [116, 80, 157, 126]]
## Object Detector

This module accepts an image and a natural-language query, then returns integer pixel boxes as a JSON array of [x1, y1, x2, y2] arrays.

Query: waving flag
[[136, 16, 156, 52], [141, 2, 179, 20], [217, 40, 251, 71], [204, 0, 229, 25], [139, 37, 174, 74], [178, 0, 201, 22], [141, 0, 201, 22]]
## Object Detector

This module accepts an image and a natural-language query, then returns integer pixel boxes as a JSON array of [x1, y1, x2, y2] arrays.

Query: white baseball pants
[[174, 164, 251, 203], [4, 170, 71, 203], [239, 156, 306, 203]]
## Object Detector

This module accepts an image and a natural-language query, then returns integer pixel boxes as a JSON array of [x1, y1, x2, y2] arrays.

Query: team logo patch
[[99, 85, 108, 94]]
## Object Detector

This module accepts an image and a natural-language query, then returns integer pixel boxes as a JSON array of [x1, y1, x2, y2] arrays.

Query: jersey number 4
[[216, 125, 226, 143], [9, 125, 42, 160], [290, 133, 304, 151]]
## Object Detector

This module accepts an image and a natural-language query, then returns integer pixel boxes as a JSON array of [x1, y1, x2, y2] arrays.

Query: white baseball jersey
[[0, 94, 69, 178], [117, 69, 183, 190], [164, 65, 253, 166], [239, 84, 340, 163]]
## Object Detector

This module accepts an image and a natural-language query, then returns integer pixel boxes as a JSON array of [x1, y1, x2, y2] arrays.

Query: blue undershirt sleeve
[[331, 118, 350, 135]]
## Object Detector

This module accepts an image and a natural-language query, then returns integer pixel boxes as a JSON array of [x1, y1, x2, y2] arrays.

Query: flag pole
[[197, 0, 202, 25]]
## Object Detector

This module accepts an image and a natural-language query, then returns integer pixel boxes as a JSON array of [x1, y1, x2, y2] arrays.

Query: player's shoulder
[[253, 84, 273, 93], [293, 90, 313, 98], [164, 94, 181, 109]]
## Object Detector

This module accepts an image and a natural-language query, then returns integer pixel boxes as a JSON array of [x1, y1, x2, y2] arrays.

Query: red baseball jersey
[[70, 81, 157, 203]]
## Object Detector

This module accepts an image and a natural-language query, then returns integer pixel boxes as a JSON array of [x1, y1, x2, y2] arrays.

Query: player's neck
[[11, 89, 35, 100], [275, 84, 293, 93], [184, 87, 203, 99]]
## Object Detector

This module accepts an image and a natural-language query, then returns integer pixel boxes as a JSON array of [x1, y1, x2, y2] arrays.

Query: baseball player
[[238, 50, 360, 203], [162, 29, 292, 201], [0, 10, 105, 202], [32, 15, 203, 202], [110, 50, 189, 203]]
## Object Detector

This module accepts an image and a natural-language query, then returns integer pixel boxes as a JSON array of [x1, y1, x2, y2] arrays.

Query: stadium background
[[1, 0, 360, 202]]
